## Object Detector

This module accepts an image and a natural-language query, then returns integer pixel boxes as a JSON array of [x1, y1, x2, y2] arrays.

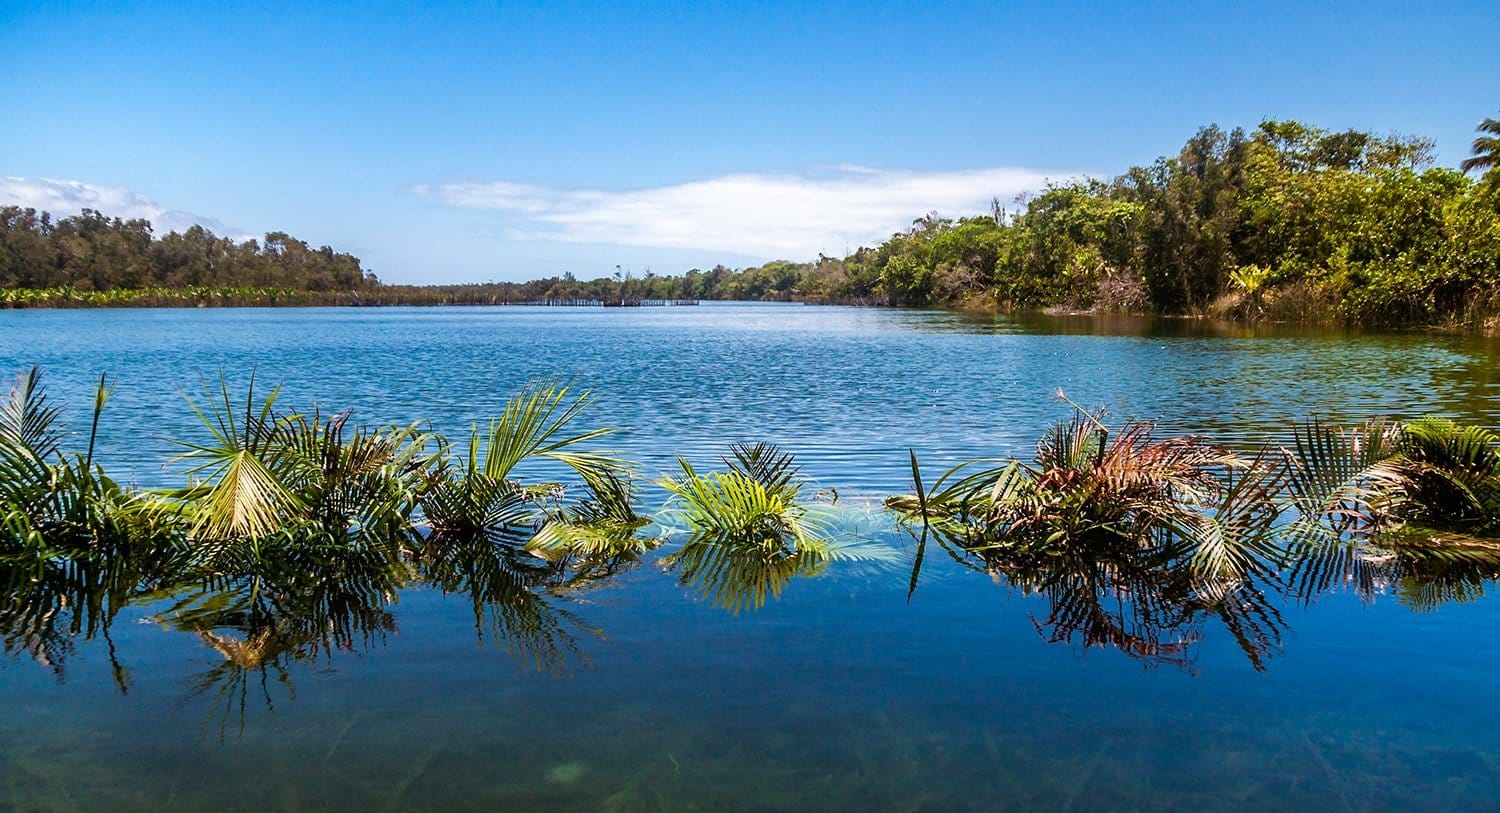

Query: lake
[[2, 302, 1499, 811]]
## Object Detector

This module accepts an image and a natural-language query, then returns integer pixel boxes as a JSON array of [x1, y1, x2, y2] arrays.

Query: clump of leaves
[[888, 399, 1292, 670], [1285, 416, 1500, 537], [659, 443, 877, 613], [0, 368, 166, 551], [528, 469, 658, 565], [164, 374, 437, 573], [660, 443, 824, 548], [1280, 416, 1500, 605], [418, 380, 623, 534], [890, 404, 1285, 584]]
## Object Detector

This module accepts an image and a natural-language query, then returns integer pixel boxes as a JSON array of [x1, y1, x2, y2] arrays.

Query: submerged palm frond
[[412, 528, 601, 673], [528, 470, 655, 561], [663, 464, 805, 543], [418, 380, 622, 533]]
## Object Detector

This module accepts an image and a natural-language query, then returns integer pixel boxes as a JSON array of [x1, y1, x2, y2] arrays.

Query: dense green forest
[[5, 116, 1499, 327]]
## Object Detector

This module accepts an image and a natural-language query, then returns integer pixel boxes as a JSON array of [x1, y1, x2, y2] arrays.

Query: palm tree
[[1460, 115, 1500, 175]]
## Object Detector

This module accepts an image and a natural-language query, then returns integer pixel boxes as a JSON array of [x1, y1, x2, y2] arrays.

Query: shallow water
[[2, 303, 1499, 811]]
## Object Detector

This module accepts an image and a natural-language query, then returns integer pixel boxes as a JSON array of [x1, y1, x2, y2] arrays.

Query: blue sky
[[2, 0, 1497, 283]]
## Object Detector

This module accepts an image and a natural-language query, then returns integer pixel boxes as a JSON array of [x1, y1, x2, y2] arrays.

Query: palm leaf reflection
[[416, 463, 660, 671], [0, 369, 180, 686], [910, 520, 1287, 671], [0, 538, 164, 687], [1281, 417, 1500, 609], [147, 530, 407, 739], [1286, 528, 1500, 611], [414, 528, 604, 674]]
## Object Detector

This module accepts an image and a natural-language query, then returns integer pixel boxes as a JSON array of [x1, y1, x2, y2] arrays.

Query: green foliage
[[890, 406, 1285, 586], [412, 115, 1497, 329], [659, 443, 878, 613], [0, 367, 683, 700], [1285, 417, 1500, 541], [1460, 115, 1500, 178], [418, 380, 621, 534], [893, 406, 1500, 669], [0, 209, 373, 293]]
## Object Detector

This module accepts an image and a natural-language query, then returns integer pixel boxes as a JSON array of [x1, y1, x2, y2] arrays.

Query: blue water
[[2, 303, 1499, 810]]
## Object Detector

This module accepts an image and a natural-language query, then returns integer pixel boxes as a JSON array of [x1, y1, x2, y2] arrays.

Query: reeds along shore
[[0, 285, 701, 308]]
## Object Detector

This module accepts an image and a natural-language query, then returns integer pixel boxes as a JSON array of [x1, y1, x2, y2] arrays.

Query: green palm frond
[[166, 373, 300, 541], [480, 379, 622, 485], [1283, 417, 1406, 533], [1400, 418, 1500, 478], [661, 460, 830, 547], [885, 453, 1018, 524], [1460, 116, 1500, 174], [1170, 448, 1287, 583], [272, 411, 435, 537], [724, 442, 800, 498], [419, 458, 533, 533], [188, 451, 297, 541], [0, 367, 63, 462], [527, 470, 653, 560], [659, 445, 857, 612]]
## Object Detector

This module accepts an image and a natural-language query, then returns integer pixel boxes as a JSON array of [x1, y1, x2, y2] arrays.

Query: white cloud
[[0, 177, 253, 241], [415, 165, 1067, 259]]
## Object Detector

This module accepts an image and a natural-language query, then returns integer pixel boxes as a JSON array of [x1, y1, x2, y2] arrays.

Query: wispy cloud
[[415, 166, 1066, 259], [0, 177, 253, 241]]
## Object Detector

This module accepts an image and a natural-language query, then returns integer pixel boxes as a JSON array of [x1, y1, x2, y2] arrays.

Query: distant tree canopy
[[0, 208, 374, 291], [608, 117, 1500, 327]]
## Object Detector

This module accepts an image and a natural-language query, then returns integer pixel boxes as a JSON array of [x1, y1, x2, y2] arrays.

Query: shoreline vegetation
[[4, 117, 1499, 329]]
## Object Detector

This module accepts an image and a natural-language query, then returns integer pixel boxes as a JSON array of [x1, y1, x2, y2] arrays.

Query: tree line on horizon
[[0, 207, 374, 292], [395, 115, 1500, 326], [4, 115, 1499, 325]]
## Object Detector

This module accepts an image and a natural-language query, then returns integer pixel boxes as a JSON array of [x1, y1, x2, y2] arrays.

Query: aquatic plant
[[1279, 416, 1500, 607], [890, 404, 1286, 585], [658, 444, 881, 613], [891, 406, 1289, 669], [0, 368, 167, 550], [418, 380, 623, 534], [162, 375, 440, 590], [528, 469, 659, 565], [0, 367, 662, 695], [1282, 416, 1500, 540]]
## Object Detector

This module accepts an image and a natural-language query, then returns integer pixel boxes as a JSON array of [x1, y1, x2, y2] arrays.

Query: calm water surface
[[2, 303, 1499, 811]]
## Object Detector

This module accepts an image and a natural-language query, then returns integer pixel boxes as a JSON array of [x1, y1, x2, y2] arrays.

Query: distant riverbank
[[6, 116, 1499, 330]]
